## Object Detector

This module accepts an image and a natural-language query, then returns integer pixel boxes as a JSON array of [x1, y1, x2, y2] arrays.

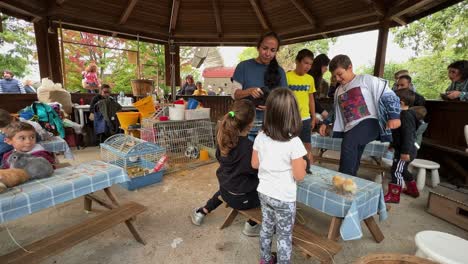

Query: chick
[[332, 175, 345, 191], [343, 178, 357, 194]]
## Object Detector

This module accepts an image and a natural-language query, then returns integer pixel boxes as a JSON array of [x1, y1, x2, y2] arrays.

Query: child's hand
[[400, 154, 410, 161], [447, 91, 461, 99]]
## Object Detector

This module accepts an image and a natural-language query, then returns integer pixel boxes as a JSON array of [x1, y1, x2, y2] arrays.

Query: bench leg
[[364, 216, 384, 243], [219, 209, 239, 230], [431, 169, 440, 187], [327, 217, 342, 241], [416, 168, 426, 191], [103, 187, 146, 245], [84, 195, 93, 212]]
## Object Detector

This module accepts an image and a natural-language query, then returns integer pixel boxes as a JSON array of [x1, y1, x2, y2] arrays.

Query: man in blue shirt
[[0, 70, 25, 94]]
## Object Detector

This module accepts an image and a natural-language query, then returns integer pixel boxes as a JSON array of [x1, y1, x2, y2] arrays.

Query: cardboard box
[[427, 183, 468, 231]]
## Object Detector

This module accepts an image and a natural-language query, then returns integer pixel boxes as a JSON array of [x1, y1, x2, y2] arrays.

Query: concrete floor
[[0, 146, 467, 264]]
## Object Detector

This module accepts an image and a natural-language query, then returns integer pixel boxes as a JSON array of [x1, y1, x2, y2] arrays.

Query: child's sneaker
[[242, 221, 260, 237], [259, 252, 277, 264], [191, 208, 205, 226]]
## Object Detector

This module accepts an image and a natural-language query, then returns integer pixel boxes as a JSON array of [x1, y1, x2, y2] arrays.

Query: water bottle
[[119, 91, 125, 105], [153, 155, 168, 172]]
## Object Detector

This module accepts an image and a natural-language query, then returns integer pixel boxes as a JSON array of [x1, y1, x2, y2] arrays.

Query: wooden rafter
[[289, 0, 316, 28], [388, 0, 434, 19], [360, 0, 386, 16], [56, 0, 66, 5], [248, 0, 270, 30], [0, 2, 43, 21], [119, 0, 139, 24], [169, 0, 181, 34], [211, 0, 223, 37]]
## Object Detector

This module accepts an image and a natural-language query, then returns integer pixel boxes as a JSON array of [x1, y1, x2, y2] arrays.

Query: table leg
[[103, 187, 146, 245], [363, 216, 384, 243], [84, 195, 93, 212], [327, 217, 343, 241], [79, 109, 85, 127]]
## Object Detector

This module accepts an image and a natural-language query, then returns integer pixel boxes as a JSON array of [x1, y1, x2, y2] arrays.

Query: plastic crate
[[119, 170, 165, 191], [185, 108, 210, 120]]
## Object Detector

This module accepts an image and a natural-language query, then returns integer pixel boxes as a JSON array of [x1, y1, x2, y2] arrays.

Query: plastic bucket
[[116, 112, 140, 130], [187, 98, 199, 109], [133, 96, 155, 118], [199, 150, 209, 161], [169, 107, 185, 120]]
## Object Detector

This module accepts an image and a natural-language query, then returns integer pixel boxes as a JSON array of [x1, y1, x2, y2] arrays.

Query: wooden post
[[34, 19, 51, 80], [47, 25, 63, 84], [33, 18, 63, 84], [373, 21, 390, 78], [164, 43, 180, 100]]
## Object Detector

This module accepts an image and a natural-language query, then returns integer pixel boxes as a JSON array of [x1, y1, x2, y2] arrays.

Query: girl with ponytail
[[232, 31, 288, 140], [191, 100, 262, 237]]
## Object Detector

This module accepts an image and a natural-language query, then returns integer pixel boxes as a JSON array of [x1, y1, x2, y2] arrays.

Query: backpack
[[30, 102, 65, 138]]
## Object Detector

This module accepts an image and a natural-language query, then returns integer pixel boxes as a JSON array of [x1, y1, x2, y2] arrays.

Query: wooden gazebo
[[1, 0, 467, 183], [0, 0, 463, 85]]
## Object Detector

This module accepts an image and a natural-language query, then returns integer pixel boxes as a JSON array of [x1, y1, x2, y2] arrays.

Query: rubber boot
[[384, 183, 402, 204], [402, 180, 420, 198]]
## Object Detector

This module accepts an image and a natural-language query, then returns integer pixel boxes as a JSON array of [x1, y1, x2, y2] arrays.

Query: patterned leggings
[[259, 193, 296, 264]]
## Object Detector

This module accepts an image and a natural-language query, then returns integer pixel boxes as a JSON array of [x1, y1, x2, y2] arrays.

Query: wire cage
[[100, 134, 166, 190], [141, 118, 215, 172]]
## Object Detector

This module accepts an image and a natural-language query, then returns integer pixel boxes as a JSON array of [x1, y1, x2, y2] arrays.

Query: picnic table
[[311, 133, 391, 180], [297, 165, 388, 242], [39, 136, 74, 160], [0, 160, 146, 263]]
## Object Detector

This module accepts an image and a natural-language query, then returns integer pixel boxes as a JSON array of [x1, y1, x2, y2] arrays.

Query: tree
[[0, 16, 35, 78], [388, 2, 468, 99], [392, 2, 467, 57]]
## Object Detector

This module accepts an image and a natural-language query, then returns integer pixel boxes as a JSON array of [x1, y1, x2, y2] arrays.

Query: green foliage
[[237, 39, 336, 71], [0, 16, 35, 78], [392, 2, 468, 57]]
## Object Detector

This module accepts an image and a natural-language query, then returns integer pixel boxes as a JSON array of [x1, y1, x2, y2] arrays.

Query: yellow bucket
[[133, 96, 155, 118], [199, 149, 210, 161], [116, 112, 140, 131]]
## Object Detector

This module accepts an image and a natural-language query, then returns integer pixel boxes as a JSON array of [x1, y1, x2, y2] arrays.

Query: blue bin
[[119, 170, 164, 191], [187, 98, 199, 109]]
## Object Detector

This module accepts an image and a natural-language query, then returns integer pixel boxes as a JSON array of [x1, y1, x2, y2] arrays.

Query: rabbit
[[7, 152, 54, 180], [0, 168, 30, 193]]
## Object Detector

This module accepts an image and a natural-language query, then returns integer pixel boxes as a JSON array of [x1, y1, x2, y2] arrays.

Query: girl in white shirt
[[252, 88, 307, 264]]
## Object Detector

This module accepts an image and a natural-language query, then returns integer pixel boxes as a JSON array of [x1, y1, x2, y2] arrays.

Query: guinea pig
[[7, 152, 54, 180]]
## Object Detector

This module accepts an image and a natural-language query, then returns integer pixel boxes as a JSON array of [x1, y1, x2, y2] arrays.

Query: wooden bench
[[220, 205, 342, 263], [0, 201, 146, 264]]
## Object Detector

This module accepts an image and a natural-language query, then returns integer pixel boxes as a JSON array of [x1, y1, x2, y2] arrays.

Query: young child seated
[[1, 122, 56, 169], [385, 89, 426, 203], [0, 109, 14, 166]]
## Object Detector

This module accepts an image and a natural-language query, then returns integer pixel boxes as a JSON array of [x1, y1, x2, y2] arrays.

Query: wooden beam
[[211, 0, 223, 37], [388, 0, 434, 19], [169, 0, 181, 34], [56, 0, 66, 5], [119, 0, 139, 24], [34, 19, 52, 80], [392, 16, 407, 26], [373, 21, 390, 77], [0, 2, 43, 21], [289, 0, 316, 28], [360, 0, 386, 16], [248, 0, 270, 30]]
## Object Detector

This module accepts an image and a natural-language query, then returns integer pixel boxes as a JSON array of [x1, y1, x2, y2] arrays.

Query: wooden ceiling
[[0, 0, 463, 45]]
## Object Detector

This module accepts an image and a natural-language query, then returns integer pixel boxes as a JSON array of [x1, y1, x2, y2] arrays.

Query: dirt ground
[[0, 146, 467, 264]]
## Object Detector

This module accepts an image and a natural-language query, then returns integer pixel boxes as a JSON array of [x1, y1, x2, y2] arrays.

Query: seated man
[[396, 75, 426, 106], [392, 70, 416, 91]]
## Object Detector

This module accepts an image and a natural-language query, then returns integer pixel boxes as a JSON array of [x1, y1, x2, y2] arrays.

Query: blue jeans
[[339, 118, 379, 176], [248, 109, 264, 142]]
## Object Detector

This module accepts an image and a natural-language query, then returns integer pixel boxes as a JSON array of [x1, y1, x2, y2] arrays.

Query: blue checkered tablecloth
[[0, 160, 129, 224], [311, 133, 389, 158], [297, 165, 388, 240], [40, 136, 74, 159]]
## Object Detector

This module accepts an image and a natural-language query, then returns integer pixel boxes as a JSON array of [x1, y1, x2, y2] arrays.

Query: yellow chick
[[332, 175, 345, 190], [343, 178, 357, 194]]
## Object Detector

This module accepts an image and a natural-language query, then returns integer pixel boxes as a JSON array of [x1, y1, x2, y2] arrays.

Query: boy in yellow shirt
[[286, 49, 316, 173]]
